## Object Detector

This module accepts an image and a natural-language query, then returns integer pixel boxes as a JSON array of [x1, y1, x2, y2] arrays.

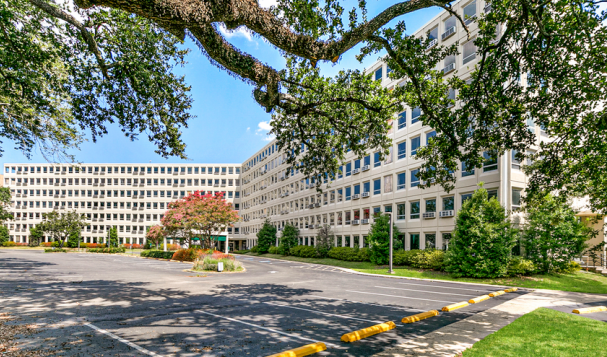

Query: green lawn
[[242, 253, 607, 294], [462, 308, 607, 356]]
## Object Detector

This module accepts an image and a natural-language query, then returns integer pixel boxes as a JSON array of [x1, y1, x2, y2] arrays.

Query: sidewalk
[[372, 289, 607, 357]]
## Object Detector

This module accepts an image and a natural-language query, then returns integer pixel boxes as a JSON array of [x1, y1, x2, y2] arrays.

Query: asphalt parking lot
[[0, 250, 525, 356]]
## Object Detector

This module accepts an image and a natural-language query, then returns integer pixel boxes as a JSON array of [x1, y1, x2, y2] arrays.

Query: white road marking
[[196, 310, 339, 348], [395, 281, 499, 292], [84, 322, 163, 356], [346, 290, 457, 304], [306, 295, 425, 312], [263, 302, 402, 326], [258, 261, 271, 263], [375, 286, 474, 297]]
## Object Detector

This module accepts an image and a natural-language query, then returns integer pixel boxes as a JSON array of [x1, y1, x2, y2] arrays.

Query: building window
[[354, 184, 361, 195], [411, 107, 421, 124], [398, 111, 406, 129], [426, 199, 436, 212], [373, 179, 381, 195], [410, 233, 420, 250], [483, 151, 498, 172], [488, 189, 498, 200], [397, 172, 406, 190], [345, 162, 352, 176], [462, 161, 475, 177], [363, 181, 370, 194], [364, 155, 371, 167], [410, 201, 420, 219], [512, 188, 522, 211], [385, 204, 392, 213], [375, 67, 383, 81], [373, 152, 381, 167], [463, 40, 477, 64], [426, 131, 436, 144], [425, 233, 436, 249], [410, 170, 420, 187], [345, 187, 351, 201], [461, 193, 473, 204], [463, 0, 477, 24], [443, 196, 454, 210], [411, 136, 420, 156], [397, 204, 406, 220], [442, 233, 452, 250], [397, 141, 407, 160]]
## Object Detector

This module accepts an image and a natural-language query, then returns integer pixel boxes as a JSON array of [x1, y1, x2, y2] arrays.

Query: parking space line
[[306, 295, 425, 312], [84, 322, 163, 356], [375, 286, 475, 297], [196, 310, 340, 348], [395, 281, 497, 292], [346, 290, 457, 304], [263, 302, 403, 326]]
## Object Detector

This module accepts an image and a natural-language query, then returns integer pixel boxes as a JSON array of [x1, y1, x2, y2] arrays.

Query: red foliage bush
[[123, 244, 144, 249], [172, 248, 206, 262], [41, 242, 53, 247]]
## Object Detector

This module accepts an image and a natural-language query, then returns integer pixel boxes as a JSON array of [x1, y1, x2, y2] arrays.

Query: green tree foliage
[[367, 213, 401, 265], [39, 210, 89, 248], [67, 229, 81, 248], [256, 220, 277, 254], [0, 187, 13, 223], [2, 0, 192, 160], [522, 195, 590, 273], [445, 185, 517, 278], [0, 226, 8, 245], [315, 224, 334, 258], [279, 224, 299, 255], [107, 226, 119, 247], [28, 225, 44, 247]]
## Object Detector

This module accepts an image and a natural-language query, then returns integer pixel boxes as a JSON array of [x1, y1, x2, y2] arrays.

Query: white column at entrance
[[163, 237, 167, 252]]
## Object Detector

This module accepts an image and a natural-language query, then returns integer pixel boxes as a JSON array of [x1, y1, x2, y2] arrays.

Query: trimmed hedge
[[87, 247, 126, 254], [327, 247, 371, 262], [392, 249, 445, 270], [44, 248, 67, 253], [233, 249, 250, 254], [268, 246, 280, 254], [250, 245, 258, 253], [141, 250, 176, 259], [290, 245, 318, 258]]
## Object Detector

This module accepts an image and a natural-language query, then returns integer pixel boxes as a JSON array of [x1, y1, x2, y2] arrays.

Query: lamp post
[[387, 212, 394, 274]]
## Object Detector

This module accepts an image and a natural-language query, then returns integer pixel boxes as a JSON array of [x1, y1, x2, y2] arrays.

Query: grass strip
[[462, 308, 607, 356]]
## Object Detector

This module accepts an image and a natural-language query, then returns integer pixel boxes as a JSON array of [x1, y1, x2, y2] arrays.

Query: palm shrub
[[522, 194, 590, 273], [367, 213, 400, 265], [445, 184, 517, 278], [256, 220, 277, 254], [280, 224, 299, 255]]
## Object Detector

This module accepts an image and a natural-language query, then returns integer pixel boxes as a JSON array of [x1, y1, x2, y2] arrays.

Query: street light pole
[[388, 212, 394, 274]]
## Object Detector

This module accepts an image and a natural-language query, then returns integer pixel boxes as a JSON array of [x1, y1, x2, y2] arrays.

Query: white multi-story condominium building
[[3, 163, 246, 250], [238, 0, 539, 250]]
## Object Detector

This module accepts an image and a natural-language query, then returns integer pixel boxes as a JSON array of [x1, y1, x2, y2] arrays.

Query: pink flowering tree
[[161, 191, 239, 249], [146, 225, 165, 249]]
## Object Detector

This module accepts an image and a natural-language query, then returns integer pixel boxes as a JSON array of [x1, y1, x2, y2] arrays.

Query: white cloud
[[246, 127, 251, 132], [256, 120, 275, 141], [218, 23, 253, 41]]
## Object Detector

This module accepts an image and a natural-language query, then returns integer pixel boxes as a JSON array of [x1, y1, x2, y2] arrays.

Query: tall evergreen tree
[[28, 225, 44, 247], [445, 184, 517, 278], [316, 225, 335, 258], [0, 226, 9, 245], [280, 224, 299, 256], [256, 220, 277, 254], [367, 214, 401, 265]]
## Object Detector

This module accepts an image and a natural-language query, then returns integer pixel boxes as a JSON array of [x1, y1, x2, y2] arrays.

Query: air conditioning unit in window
[[464, 15, 476, 25], [439, 210, 455, 217], [352, 194, 360, 200], [308, 204, 315, 209], [352, 168, 361, 175], [423, 212, 436, 219], [362, 165, 370, 172], [284, 192, 289, 196], [443, 63, 455, 74], [361, 219, 370, 224], [352, 219, 360, 225], [361, 192, 370, 198], [280, 176, 285, 181], [441, 26, 456, 40], [314, 202, 321, 208], [426, 38, 438, 50]]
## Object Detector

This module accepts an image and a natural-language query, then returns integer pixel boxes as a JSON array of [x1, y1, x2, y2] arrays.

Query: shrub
[[393, 249, 420, 266], [268, 246, 280, 254], [556, 261, 581, 274], [327, 247, 371, 262], [522, 194, 591, 274], [445, 184, 517, 278], [280, 224, 299, 255], [257, 220, 277, 254], [44, 248, 67, 253], [123, 244, 144, 249], [233, 249, 250, 254], [315, 225, 335, 258], [367, 214, 401, 265], [2, 241, 16, 247], [409, 249, 445, 270], [250, 245, 258, 253], [0, 226, 8, 245], [290, 245, 318, 258], [41, 242, 53, 247], [194, 256, 243, 272], [141, 250, 175, 259], [172, 248, 210, 262], [87, 247, 126, 254], [507, 257, 536, 276]]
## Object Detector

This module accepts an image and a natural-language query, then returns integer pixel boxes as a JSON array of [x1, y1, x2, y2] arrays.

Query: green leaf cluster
[[256, 219, 277, 254], [279, 224, 299, 255], [367, 213, 400, 265]]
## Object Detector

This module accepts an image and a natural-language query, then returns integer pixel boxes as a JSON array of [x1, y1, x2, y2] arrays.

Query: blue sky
[[1, 4, 443, 167]]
